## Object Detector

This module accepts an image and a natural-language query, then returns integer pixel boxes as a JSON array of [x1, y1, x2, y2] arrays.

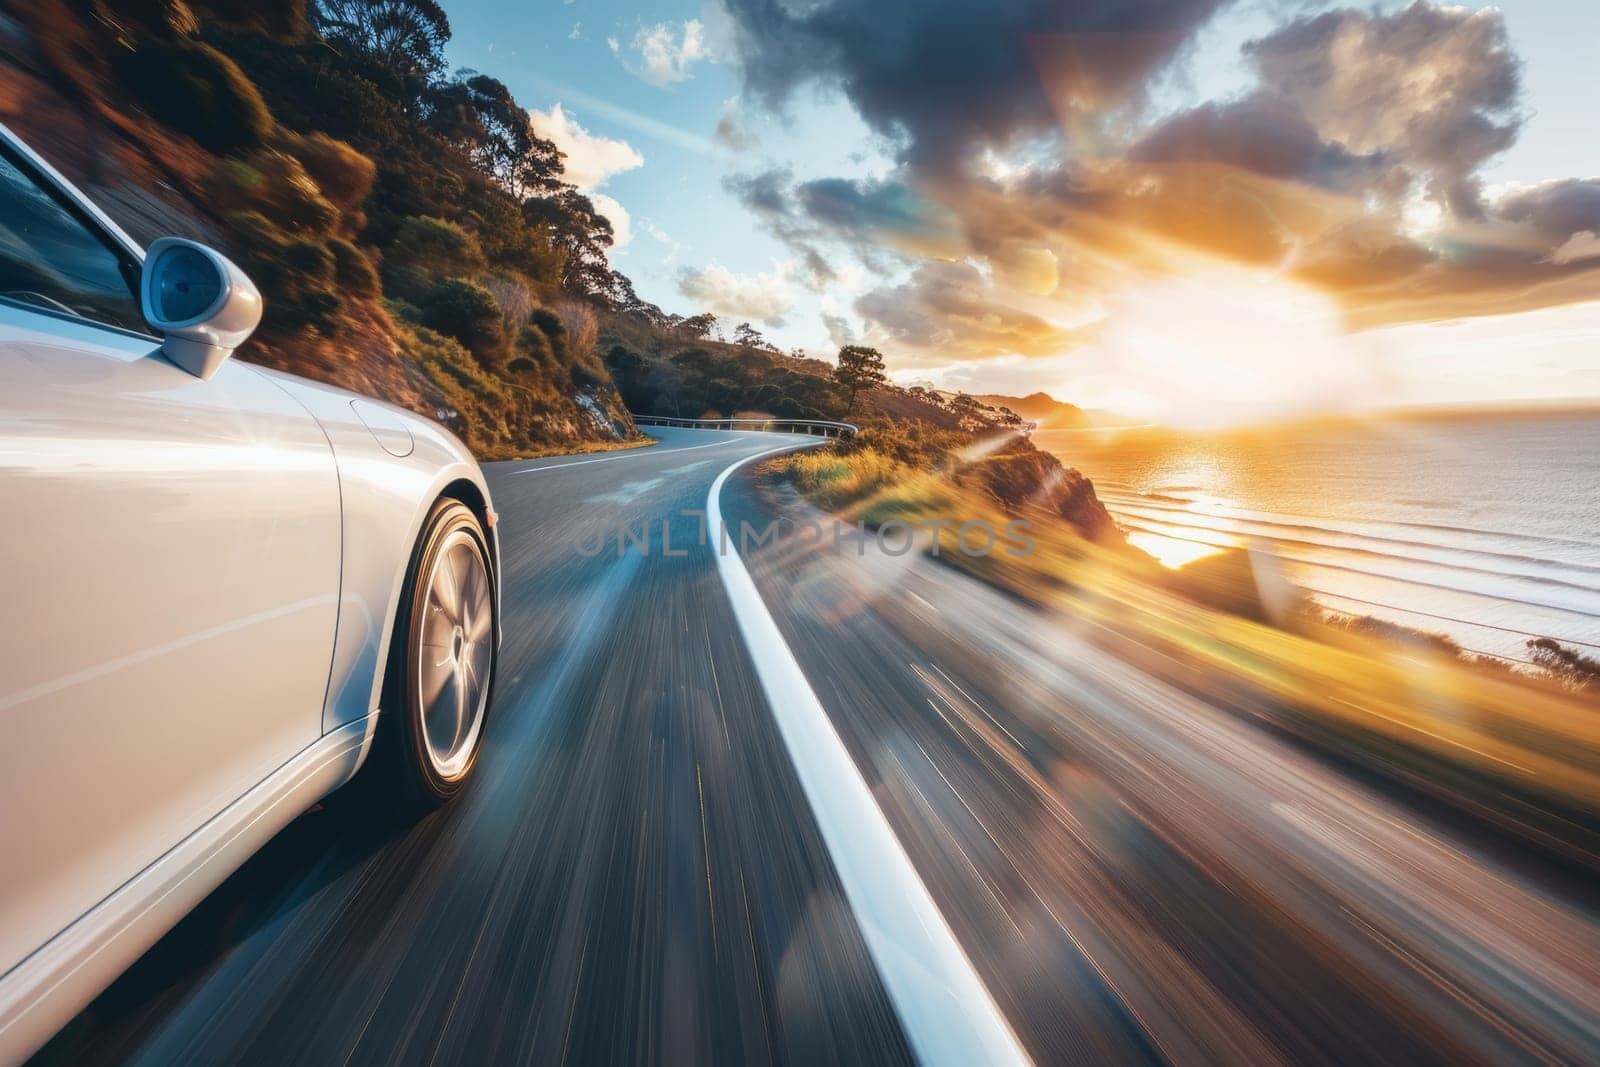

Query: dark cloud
[[722, 167, 839, 287], [723, 168, 958, 286], [796, 176, 964, 258], [720, 0, 1229, 171], [1242, 2, 1521, 217], [1130, 96, 1397, 196], [1496, 180, 1600, 247], [722, 167, 792, 218], [800, 177, 931, 234]]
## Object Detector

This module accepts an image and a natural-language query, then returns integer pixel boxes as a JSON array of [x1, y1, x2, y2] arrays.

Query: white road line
[[707, 445, 1030, 1067], [512, 434, 742, 474]]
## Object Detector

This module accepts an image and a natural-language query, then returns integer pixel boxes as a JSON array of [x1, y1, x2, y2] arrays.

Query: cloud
[[1548, 232, 1600, 266], [720, 0, 1228, 171], [677, 261, 795, 325], [527, 103, 644, 190], [1129, 96, 1395, 195], [821, 310, 857, 347], [713, 111, 755, 152], [1495, 179, 1600, 245], [854, 261, 1079, 359], [624, 20, 711, 87], [527, 104, 639, 252], [723, 168, 792, 218], [716, 0, 1600, 377], [1241, 3, 1522, 217], [568, 22, 582, 40], [722, 168, 841, 289], [590, 192, 632, 249], [796, 177, 962, 258], [722, 167, 963, 291]]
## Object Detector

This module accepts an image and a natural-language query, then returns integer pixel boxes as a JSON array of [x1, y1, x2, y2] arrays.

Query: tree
[[833, 345, 886, 414], [949, 392, 986, 427], [732, 321, 777, 351], [604, 344, 645, 376], [1528, 638, 1600, 691], [314, 0, 451, 103], [521, 187, 617, 298], [671, 347, 713, 375], [676, 312, 718, 340], [425, 72, 562, 199]]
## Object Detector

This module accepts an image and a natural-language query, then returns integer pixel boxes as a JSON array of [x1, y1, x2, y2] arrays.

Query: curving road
[[34, 428, 1600, 1065]]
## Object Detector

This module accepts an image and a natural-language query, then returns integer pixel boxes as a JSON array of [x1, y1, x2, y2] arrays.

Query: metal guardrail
[[631, 414, 858, 438]]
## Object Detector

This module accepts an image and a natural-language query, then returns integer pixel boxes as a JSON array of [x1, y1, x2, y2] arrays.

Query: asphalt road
[[34, 428, 1600, 1065]]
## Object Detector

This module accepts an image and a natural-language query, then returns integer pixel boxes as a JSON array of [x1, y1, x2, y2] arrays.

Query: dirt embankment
[[960, 448, 1124, 546]]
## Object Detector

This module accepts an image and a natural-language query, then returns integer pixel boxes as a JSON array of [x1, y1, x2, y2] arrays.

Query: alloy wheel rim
[[416, 529, 492, 780]]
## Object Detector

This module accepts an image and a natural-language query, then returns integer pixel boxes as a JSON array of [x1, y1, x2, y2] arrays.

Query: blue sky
[[443, 0, 1600, 419]]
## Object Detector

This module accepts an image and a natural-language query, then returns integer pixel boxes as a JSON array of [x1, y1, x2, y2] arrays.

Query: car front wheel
[[372, 497, 496, 812]]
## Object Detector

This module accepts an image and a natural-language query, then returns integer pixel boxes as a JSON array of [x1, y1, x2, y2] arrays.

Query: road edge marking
[[707, 444, 1030, 1067]]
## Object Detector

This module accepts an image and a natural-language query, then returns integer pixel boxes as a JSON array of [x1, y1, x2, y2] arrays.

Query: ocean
[[1036, 411, 1600, 665]]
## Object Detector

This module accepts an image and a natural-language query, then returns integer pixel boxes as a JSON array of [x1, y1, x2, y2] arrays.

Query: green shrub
[[516, 323, 557, 370], [570, 352, 607, 389], [328, 238, 380, 296], [190, 0, 310, 39], [115, 36, 273, 153], [282, 288, 344, 334], [220, 210, 343, 336], [276, 130, 375, 214], [389, 216, 486, 277], [605, 344, 644, 374], [385, 297, 424, 324], [207, 151, 339, 234], [391, 313, 558, 458], [419, 278, 503, 361], [281, 237, 335, 279], [527, 306, 567, 356]]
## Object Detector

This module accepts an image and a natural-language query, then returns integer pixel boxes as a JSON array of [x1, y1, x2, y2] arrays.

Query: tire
[[365, 497, 497, 815]]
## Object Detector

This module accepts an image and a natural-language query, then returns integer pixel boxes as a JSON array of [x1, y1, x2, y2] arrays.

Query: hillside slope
[[974, 391, 1088, 428], [0, 3, 635, 458]]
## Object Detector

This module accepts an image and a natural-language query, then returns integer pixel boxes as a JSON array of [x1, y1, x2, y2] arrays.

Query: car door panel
[[0, 306, 341, 978]]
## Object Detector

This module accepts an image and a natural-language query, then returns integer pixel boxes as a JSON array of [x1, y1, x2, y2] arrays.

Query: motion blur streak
[[708, 443, 1029, 1067], [38, 427, 1600, 1065]]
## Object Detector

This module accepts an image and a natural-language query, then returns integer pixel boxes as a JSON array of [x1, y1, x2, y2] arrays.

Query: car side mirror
[[140, 237, 263, 380]]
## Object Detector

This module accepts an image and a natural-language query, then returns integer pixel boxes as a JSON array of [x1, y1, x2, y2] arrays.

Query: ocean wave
[[1105, 502, 1600, 583], [1098, 490, 1600, 556], [1114, 515, 1600, 618]]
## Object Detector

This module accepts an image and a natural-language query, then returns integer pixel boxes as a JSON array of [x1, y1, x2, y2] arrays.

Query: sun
[[1088, 263, 1379, 430]]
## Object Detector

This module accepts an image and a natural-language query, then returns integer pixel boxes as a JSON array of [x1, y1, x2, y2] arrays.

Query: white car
[[0, 123, 501, 1060]]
